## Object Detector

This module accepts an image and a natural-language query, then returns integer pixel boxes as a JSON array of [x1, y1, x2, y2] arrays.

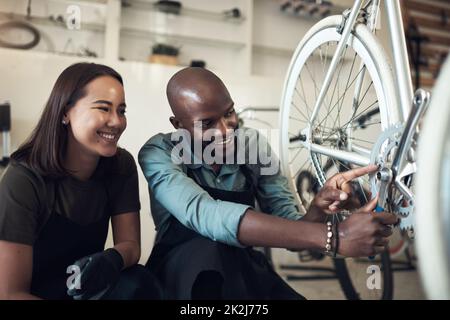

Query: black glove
[[67, 248, 124, 300]]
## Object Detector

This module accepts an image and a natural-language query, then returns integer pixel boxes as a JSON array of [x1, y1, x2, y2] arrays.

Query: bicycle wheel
[[279, 15, 398, 300], [416, 56, 450, 299]]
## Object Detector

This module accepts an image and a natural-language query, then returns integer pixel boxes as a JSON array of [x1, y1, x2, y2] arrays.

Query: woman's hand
[[67, 248, 124, 300]]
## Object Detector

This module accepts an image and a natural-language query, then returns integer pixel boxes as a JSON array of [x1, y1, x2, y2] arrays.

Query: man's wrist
[[303, 204, 326, 223]]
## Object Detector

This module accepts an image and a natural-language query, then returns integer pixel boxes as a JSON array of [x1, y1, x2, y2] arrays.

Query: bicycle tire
[[333, 250, 393, 300], [416, 56, 450, 299], [279, 15, 398, 300]]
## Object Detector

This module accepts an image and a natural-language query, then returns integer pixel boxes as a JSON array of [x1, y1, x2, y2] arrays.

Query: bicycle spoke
[[347, 120, 382, 129], [293, 158, 310, 180], [335, 52, 358, 129], [289, 116, 308, 123], [322, 99, 379, 142], [345, 79, 374, 130], [315, 64, 367, 130], [299, 61, 315, 120], [294, 85, 311, 120], [324, 45, 349, 131], [289, 147, 303, 165], [291, 101, 309, 122]]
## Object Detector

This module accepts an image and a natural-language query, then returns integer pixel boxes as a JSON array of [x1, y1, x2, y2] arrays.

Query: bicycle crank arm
[[391, 89, 430, 202]]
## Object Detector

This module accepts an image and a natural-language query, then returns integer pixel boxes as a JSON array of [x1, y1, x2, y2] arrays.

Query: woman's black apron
[[29, 176, 111, 300], [28, 170, 163, 300], [146, 166, 304, 300]]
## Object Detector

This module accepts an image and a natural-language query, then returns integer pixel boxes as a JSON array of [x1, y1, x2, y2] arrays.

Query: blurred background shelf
[[122, 0, 246, 24], [121, 27, 247, 49], [0, 0, 361, 76], [0, 11, 105, 33]]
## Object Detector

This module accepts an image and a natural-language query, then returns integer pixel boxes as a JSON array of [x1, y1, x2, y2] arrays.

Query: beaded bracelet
[[325, 221, 333, 253]]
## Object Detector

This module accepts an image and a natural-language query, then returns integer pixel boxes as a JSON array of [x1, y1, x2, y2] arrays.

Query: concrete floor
[[271, 248, 426, 300]]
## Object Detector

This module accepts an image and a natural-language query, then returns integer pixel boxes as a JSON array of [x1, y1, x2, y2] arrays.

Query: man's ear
[[169, 116, 182, 129]]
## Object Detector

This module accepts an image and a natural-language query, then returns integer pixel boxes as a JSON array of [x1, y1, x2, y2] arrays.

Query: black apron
[[16, 163, 164, 300], [146, 166, 304, 300], [30, 178, 111, 300]]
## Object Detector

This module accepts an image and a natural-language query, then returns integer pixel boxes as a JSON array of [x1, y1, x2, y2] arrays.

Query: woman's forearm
[[113, 241, 141, 269], [1, 291, 41, 300]]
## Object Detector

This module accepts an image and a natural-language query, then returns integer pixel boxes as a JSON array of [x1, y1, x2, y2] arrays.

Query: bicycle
[[279, 0, 431, 299], [238, 106, 394, 300]]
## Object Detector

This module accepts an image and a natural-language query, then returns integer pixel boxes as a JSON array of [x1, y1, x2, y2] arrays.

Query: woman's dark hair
[[11, 62, 123, 177]]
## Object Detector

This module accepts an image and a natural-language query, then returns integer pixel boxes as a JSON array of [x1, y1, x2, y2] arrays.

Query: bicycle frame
[[305, 0, 414, 169], [385, 0, 414, 121]]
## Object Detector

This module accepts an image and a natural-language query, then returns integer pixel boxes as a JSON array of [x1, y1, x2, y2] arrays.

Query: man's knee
[[191, 270, 224, 300], [107, 265, 165, 300]]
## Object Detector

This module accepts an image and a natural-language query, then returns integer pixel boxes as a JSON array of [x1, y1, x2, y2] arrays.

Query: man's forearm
[[237, 209, 327, 251]]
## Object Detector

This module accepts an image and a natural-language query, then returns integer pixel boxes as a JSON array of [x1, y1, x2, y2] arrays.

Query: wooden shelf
[[253, 44, 293, 57], [122, 0, 246, 24], [121, 27, 247, 49], [0, 11, 105, 33], [403, 0, 450, 87], [406, 0, 450, 18], [58, 0, 107, 4], [412, 72, 435, 87], [409, 15, 450, 33], [424, 33, 450, 47]]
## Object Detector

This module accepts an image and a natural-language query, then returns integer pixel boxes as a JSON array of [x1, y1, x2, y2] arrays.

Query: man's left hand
[[303, 164, 378, 222]]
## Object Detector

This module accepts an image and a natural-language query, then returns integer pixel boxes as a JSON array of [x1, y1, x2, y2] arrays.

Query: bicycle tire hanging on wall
[[0, 20, 41, 50]]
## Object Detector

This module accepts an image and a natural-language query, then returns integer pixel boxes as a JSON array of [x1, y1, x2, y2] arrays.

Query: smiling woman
[[0, 63, 164, 300], [62, 75, 127, 181], [11, 63, 125, 179]]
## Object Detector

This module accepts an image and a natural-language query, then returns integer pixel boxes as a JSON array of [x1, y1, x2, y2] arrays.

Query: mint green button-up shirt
[[138, 127, 302, 247]]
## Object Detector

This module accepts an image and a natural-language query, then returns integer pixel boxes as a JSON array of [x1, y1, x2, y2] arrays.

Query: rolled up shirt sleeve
[[138, 135, 250, 247]]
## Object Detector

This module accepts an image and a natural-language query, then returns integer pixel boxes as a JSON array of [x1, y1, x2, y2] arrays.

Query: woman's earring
[[62, 119, 68, 125]]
